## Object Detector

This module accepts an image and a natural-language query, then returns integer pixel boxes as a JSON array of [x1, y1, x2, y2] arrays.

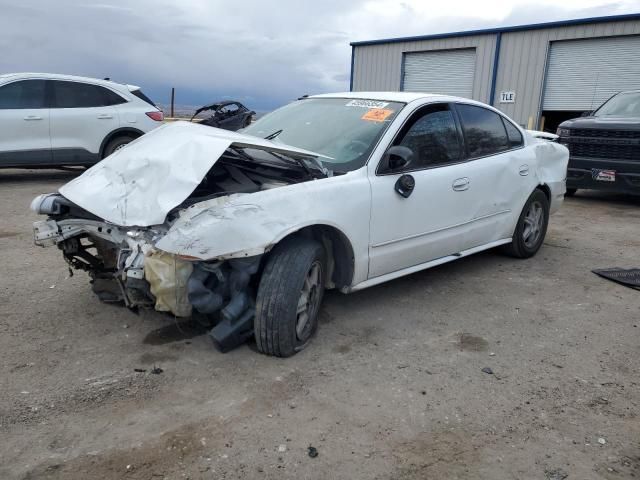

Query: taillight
[[146, 111, 164, 121]]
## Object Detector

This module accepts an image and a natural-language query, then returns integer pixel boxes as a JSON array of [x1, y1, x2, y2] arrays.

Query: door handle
[[519, 164, 529, 176], [23, 115, 42, 121], [97, 114, 113, 119], [452, 177, 470, 191]]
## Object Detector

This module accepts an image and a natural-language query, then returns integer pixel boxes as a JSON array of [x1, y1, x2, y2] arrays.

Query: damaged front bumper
[[33, 217, 261, 352]]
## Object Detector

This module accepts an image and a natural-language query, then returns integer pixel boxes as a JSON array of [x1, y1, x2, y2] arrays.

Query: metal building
[[349, 13, 640, 131]]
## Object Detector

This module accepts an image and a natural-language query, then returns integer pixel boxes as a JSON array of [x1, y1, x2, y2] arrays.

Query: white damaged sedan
[[31, 92, 568, 356]]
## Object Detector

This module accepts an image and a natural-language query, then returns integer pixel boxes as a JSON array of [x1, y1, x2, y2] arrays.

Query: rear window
[[456, 104, 510, 158], [51, 80, 126, 108], [502, 118, 524, 147], [102, 88, 127, 106], [131, 89, 156, 107]]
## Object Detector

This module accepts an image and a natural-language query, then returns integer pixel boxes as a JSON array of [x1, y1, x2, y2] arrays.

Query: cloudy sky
[[0, 0, 638, 111]]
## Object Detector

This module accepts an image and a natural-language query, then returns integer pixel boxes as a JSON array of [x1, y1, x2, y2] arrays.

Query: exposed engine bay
[[32, 151, 318, 352]]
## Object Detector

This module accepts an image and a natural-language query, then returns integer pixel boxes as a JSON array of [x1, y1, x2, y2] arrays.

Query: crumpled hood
[[59, 121, 324, 227]]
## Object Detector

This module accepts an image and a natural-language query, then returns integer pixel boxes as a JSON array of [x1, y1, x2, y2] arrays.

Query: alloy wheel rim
[[523, 200, 544, 248], [296, 261, 321, 341]]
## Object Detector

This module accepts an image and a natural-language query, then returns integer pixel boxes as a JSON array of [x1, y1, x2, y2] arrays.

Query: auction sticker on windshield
[[361, 108, 394, 122], [346, 99, 389, 109]]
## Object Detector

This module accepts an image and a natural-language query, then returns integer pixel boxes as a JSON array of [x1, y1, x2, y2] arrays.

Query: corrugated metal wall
[[352, 19, 640, 127], [495, 19, 640, 126], [352, 34, 497, 103], [542, 35, 640, 110]]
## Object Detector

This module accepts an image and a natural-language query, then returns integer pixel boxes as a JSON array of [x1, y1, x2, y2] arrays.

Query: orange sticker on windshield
[[361, 108, 393, 122]]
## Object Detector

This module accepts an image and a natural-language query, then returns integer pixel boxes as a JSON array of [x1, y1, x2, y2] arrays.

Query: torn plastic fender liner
[[58, 121, 327, 227]]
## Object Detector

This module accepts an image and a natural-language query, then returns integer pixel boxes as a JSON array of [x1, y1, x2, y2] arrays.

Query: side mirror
[[580, 111, 592, 117], [384, 146, 414, 172]]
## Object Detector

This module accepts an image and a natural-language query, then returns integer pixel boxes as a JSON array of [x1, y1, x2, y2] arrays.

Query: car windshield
[[594, 91, 640, 117], [242, 98, 404, 172]]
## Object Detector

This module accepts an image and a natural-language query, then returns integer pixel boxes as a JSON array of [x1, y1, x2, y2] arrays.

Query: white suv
[[0, 73, 164, 167]]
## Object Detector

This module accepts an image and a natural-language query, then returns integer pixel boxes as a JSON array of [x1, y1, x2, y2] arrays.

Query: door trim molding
[[346, 238, 513, 292], [370, 209, 512, 248]]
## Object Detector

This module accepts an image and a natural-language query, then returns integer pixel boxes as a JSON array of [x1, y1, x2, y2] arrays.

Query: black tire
[[255, 237, 326, 357], [565, 188, 577, 197], [103, 135, 135, 158], [501, 189, 550, 259]]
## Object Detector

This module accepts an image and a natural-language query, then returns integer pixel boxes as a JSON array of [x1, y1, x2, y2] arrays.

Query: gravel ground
[[1, 169, 639, 480]]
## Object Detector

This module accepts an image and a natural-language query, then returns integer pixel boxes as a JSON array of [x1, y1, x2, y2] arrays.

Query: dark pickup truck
[[556, 90, 640, 196]]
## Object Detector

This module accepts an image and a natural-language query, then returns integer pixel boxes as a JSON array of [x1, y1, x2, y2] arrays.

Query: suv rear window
[[102, 88, 127, 106], [131, 89, 156, 107], [51, 80, 127, 108]]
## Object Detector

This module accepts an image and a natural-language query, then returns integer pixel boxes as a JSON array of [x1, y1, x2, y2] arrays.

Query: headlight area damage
[[31, 122, 330, 353]]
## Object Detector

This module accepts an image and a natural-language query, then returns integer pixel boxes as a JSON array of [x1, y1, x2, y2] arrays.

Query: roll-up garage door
[[402, 48, 476, 98], [543, 35, 640, 111]]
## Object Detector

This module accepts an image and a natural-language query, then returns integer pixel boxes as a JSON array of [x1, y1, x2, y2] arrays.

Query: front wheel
[[501, 189, 550, 258], [565, 188, 577, 197], [255, 237, 325, 357]]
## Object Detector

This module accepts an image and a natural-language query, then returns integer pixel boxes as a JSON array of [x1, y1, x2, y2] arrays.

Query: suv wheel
[[565, 188, 577, 197], [103, 135, 135, 159], [255, 237, 325, 357], [501, 189, 550, 258]]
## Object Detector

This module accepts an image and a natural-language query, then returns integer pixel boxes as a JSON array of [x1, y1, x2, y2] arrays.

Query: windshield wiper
[[264, 129, 283, 140], [228, 146, 329, 179], [272, 151, 330, 179], [228, 146, 256, 163]]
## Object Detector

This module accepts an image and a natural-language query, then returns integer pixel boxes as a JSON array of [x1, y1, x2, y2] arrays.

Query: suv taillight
[[146, 111, 164, 122]]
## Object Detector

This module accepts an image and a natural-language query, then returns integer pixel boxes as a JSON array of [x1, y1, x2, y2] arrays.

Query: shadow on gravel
[[568, 190, 640, 207], [143, 319, 210, 345], [0, 168, 82, 184]]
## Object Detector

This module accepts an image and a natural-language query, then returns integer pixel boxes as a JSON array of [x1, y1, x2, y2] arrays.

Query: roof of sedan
[[310, 91, 446, 103]]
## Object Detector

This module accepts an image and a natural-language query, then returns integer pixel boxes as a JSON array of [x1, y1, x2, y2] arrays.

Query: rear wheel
[[255, 237, 325, 357], [565, 188, 577, 197], [501, 189, 549, 258], [103, 135, 135, 158]]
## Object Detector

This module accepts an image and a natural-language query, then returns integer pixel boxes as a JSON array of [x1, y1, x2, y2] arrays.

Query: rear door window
[[0, 80, 47, 109], [102, 88, 127, 106], [50, 80, 121, 108], [456, 104, 510, 158]]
